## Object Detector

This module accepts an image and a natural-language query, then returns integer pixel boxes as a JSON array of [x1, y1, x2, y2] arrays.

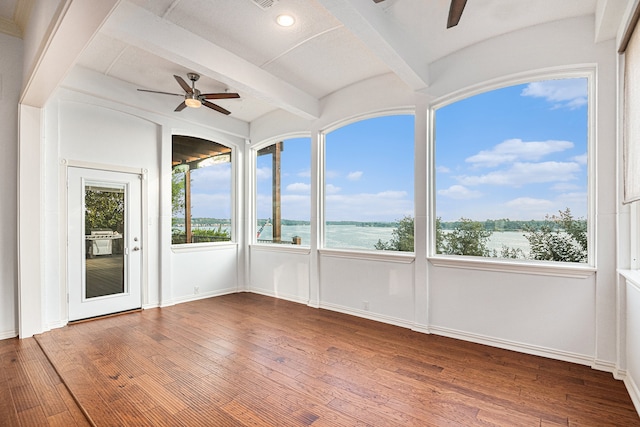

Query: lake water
[[256, 224, 531, 253]]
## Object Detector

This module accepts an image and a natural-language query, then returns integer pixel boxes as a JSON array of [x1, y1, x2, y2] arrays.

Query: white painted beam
[[315, 0, 429, 92], [102, 1, 319, 120], [21, 0, 120, 107], [595, 0, 628, 43]]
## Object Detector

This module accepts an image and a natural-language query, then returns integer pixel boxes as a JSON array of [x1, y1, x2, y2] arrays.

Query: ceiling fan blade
[[447, 0, 467, 28], [202, 100, 231, 115], [372, 0, 385, 3], [174, 75, 193, 94], [175, 101, 187, 112], [201, 93, 240, 100], [137, 89, 183, 97]]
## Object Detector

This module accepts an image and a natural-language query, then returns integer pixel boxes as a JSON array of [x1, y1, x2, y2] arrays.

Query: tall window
[[255, 137, 311, 245], [324, 115, 415, 251], [172, 135, 232, 245], [435, 77, 589, 263]]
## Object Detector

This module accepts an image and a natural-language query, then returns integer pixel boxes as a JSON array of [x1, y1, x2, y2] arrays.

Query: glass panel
[[84, 183, 125, 299], [435, 77, 588, 262], [324, 115, 415, 251], [256, 138, 311, 245], [172, 135, 232, 244]]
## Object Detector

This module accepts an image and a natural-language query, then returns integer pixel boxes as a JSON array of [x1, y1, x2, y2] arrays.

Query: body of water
[[256, 224, 531, 253]]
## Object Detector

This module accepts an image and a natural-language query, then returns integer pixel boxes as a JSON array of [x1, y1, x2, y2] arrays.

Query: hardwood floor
[[0, 336, 90, 426], [3, 293, 638, 426]]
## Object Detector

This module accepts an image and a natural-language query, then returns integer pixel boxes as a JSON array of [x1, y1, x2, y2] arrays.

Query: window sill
[[250, 244, 311, 255], [319, 248, 415, 264], [171, 241, 237, 253], [428, 255, 595, 278]]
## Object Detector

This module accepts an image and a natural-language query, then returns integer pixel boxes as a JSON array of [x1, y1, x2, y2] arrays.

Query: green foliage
[[172, 170, 186, 220], [171, 224, 230, 244], [85, 190, 124, 232], [374, 215, 414, 252], [524, 208, 587, 263], [438, 218, 493, 256]]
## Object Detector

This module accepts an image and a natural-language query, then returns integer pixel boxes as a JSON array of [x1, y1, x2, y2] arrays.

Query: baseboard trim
[[244, 287, 309, 306], [171, 287, 238, 305], [625, 374, 640, 418], [0, 330, 18, 340], [319, 302, 414, 330], [429, 325, 594, 367]]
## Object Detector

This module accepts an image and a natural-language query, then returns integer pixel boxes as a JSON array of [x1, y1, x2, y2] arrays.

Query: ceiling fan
[[137, 73, 240, 115], [372, 0, 467, 29]]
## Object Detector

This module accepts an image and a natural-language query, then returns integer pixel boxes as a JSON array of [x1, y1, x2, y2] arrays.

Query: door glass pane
[[84, 183, 125, 299]]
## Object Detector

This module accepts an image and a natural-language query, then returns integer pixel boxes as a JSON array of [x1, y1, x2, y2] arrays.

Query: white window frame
[[170, 134, 237, 249], [250, 134, 312, 249], [428, 67, 597, 277], [320, 110, 416, 254]]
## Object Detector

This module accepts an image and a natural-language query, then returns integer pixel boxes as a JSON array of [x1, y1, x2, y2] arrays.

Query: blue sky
[[436, 78, 588, 222], [189, 77, 587, 223], [256, 115, 415, 222]]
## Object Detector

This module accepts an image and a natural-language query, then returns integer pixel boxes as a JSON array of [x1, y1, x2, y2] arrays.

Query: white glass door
[[68, 167, 142, 321]]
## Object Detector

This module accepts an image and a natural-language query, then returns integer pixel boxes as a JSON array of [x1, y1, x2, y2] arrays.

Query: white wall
[[39, 85, 247, 329], [0, 33, 22, 339]]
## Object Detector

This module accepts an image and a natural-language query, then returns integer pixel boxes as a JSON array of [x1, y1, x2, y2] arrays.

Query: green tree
[[524, 208, 587, 263], [439, 218, 493, 256], [374, 215, 414, 251], [172, 169, 186, 220], [85, 189, 124, 232]]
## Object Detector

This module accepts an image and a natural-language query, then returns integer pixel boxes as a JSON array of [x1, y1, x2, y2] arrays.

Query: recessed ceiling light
[[276, 14, 295, 27]]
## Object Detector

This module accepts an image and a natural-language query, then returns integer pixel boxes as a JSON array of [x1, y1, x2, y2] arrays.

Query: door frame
[[61, 159, 149, 323]]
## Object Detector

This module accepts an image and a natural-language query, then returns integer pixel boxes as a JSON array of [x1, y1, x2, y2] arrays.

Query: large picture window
[[255, 137, 311, 245], [434, 77, 589, 263], [324, 115, 415, 251], [171, 135, 232, 245]]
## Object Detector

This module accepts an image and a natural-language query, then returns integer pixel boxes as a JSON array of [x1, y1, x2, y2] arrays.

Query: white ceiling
[[2, 0, 629, 123]]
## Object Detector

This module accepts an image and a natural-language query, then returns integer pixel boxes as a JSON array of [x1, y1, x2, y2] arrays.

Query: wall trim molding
[[0, 330, 18, 340], [429, 325, 595, 367], [319, 301, 414, 329], [625, 374, 640, 417], [171, 288, 237, 305], [244, 288, 309, 306]]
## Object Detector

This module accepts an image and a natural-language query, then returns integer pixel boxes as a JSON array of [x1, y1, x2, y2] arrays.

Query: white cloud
[[256, 166, 271, 180], [325, 191, 412, 221], [550, 183, 580, 192], [286, 182, 310, 193], [437, 166, 451, 173], [437, 185, 482, 200], [326, 170, 340, 179], [465, 139, 574, 168], [457, 161, 580, 187], [297, 169, 311, 178], [347, 171, 363, 181], [521, 79, 587, 109], [325, 183, 341, 194], [572, 153, 587, 165], [505, 197, 554, 209]]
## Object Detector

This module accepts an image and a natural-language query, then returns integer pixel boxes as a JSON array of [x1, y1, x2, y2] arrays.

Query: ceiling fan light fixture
[[185, 97, 202, 108], [276, 14, 295, 27]]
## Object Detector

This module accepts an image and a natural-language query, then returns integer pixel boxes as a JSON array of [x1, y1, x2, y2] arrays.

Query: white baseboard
[[591, 359, 617, 374], [625, 373, 640, 418], [429, 325, 595, 367], [0, 330, 17, 340], [244, 287, 309, 305], [319, 302, 414, 330], [171, 287, 238, 305]]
